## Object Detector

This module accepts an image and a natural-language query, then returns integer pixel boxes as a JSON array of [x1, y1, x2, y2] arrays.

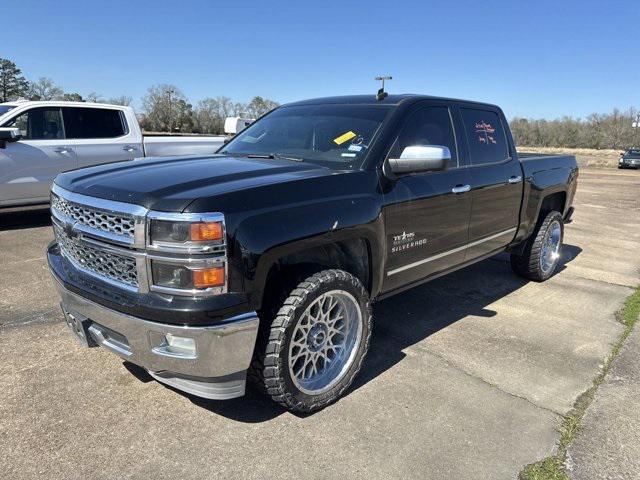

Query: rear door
[[63, 107, 140, 168], [0, 106, 77, 205], [382, 102, 472, 293], [458, 106, 522, 260]]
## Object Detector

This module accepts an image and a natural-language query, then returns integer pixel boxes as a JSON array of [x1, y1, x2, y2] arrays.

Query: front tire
[[511, 211, 564, 282], [254, 270, 372, 412]]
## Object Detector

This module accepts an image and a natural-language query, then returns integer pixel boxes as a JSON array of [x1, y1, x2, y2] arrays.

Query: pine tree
[[0, 58, 29, 102]]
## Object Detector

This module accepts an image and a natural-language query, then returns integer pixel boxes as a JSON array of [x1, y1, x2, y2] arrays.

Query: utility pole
[[166, 89, 174, 133]]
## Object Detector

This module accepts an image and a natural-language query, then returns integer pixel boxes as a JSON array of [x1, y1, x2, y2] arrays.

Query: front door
[[0, 107, 77, 205], [382, 104, 472, 293], [458, 106, 522, 260]]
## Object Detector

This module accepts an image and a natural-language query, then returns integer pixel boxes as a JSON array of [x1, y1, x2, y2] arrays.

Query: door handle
[[54, 147, 70, 154], [122, 145, 136, 152], [508, 175, 522, 184], [451, 184, 471, 194]]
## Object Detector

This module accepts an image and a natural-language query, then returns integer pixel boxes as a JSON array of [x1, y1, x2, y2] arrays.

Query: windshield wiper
[[247, 153, 304, 162], [219, 151, 304, 162]]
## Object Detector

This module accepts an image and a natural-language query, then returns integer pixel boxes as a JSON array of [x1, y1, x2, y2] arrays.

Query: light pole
[[166, 89, 174, 132]]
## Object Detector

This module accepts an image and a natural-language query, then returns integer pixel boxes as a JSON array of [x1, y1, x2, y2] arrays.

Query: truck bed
[[518, 153, 577, 175], [142, 135, 226, 157]]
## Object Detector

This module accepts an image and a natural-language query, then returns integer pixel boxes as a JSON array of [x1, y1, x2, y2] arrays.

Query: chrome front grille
[[54, 225, 138, 288], [50, 184, 227, 297], [51, 193, 136, 239]]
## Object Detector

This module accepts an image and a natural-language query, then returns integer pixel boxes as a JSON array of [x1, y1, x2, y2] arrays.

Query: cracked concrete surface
[[568, 322, 640, 480], [1, 168, 639, 479]]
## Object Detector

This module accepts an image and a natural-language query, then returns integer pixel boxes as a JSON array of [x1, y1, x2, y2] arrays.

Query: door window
[[461, 108, 509, 165], [63, 107, 127, 139], [4, 107, 64, 140], [392, 106, 458, 167]]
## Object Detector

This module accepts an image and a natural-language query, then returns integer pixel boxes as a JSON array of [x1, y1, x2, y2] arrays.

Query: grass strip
[[519, 287, 640, 480]]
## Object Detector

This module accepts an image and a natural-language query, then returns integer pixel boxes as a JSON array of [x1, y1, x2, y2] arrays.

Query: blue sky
[[5, 0, 638, 119]]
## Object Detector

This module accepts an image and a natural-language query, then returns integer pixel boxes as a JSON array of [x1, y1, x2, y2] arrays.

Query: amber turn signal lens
[[193, 266, 225, 289], [190, 221, 223, 242]]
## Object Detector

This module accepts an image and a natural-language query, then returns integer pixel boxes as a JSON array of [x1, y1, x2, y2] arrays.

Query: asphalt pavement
[[1, 168, 638, 479]]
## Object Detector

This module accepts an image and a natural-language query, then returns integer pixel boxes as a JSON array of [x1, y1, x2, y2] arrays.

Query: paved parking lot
[[1, 168, 639, 479]]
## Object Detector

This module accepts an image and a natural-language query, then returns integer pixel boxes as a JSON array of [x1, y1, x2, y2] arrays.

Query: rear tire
[[251, 269, 372, 412], [511, 211, 564, 282]]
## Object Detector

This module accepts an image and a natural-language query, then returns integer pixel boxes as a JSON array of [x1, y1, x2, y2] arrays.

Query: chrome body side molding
[[387, 227, 517, 276]]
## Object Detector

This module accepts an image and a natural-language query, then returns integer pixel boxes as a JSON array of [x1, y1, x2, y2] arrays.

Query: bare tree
[[510, 108, 640, 150], [62, 92, 84, 102], [194, 98, 223, 134], [142, 84, 193, 132], [194, 96, 244, 134], [246, 96, 279, 118], [85, 92, 104, 103], [28, 77, 64, 100], [108, 95, 132, 106], [0, 58, 29, 101]]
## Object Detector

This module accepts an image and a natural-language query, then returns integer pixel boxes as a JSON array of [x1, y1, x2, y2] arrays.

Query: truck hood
[[54, 154, 335, 212]]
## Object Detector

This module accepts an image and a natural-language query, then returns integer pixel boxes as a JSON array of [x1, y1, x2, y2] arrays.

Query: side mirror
[[388, 145, 450, 174], [0, 127, 21, 149]]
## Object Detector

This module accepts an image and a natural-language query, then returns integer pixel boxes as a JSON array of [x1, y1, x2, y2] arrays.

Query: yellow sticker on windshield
[[333, 131, 356, 145]]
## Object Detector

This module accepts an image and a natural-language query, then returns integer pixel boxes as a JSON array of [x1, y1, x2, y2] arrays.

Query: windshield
[[624, 149, 640, 158], [0, 105, 15, 117], [221, 104, 391, 169]]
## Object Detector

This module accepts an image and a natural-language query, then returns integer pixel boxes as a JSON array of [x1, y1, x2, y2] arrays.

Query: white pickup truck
[[0, 101, 227, 210]]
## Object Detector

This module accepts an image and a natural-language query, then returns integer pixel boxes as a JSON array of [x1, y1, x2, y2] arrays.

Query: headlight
[[151, 261, 225, 291], [146, 211, 227, 296], [147, 212, 225, 253]]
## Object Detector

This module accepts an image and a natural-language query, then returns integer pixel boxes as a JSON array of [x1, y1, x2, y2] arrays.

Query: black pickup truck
[[47, 94, 578, 412]]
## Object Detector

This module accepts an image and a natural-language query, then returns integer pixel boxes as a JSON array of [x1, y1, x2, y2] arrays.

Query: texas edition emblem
[[391, 231, 427, 253]]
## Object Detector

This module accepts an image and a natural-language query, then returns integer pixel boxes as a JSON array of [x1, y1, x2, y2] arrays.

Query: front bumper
[[619, 160, 640, 168], [52, 273, 260, 400]]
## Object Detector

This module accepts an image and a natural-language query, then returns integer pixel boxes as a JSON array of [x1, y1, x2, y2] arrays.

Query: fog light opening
[[164, 333, 196, 356]]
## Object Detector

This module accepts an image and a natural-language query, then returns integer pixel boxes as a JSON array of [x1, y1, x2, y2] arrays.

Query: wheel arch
[[538, 191, 567, 216], [509, 189, 568, 255], [253, 235, 378, 314]]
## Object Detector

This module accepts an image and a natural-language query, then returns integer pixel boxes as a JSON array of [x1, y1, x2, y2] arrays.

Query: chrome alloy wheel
[[288, 290, 363, 395], [540, 220, 562, 274]]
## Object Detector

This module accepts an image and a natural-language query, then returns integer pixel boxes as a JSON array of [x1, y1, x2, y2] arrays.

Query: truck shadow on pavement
[[352, 246, 582, 393], [125, 245, 581, 422], [0, 208, 51, 231]]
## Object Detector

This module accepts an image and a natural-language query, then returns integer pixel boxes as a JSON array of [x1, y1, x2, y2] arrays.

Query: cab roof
[[0, 100, 130, 109], [285, 94, 500, 110]]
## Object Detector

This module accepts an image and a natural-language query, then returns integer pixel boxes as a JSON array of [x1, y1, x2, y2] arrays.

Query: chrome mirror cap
[[389, 145, 451, 174]]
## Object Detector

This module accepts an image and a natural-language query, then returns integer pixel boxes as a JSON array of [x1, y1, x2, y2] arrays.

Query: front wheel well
[[258, 239, 372, 315]]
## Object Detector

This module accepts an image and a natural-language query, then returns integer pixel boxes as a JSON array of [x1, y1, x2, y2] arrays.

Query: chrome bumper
[[52, 275, 259, 400]]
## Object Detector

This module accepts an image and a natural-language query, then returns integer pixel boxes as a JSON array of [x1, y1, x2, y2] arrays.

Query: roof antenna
[[375, 75, 392, 101]]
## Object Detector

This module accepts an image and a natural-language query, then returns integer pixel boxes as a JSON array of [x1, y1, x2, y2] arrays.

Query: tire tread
[[250, 269, 372, 412], [511, 210, 563, 282]]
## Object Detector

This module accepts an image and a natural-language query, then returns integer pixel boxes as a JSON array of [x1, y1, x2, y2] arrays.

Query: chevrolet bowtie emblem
[[64, 221, 80, 239]]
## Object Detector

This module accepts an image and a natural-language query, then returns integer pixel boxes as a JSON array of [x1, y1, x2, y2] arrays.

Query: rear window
[[461, 108, 509, 165], [63, 107, 127, 139]]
